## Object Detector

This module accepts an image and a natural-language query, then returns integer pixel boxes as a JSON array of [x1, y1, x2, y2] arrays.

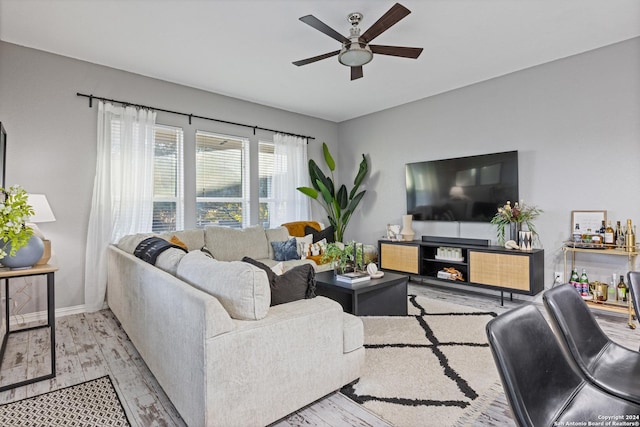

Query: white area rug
[[341, 295, 502, 427]]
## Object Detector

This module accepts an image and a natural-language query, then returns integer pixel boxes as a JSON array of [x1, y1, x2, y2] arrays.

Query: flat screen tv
[[406, 150, 519, 222]]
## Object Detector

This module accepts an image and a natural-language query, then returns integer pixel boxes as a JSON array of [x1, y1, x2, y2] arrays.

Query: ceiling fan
[[293, 3, 423, 80]]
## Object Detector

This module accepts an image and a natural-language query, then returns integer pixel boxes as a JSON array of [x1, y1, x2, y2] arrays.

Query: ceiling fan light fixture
[[338, 42, 373, 67]]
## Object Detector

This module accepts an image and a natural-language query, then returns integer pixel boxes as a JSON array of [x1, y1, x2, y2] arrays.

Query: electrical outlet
[[555, 272, 564, 284]]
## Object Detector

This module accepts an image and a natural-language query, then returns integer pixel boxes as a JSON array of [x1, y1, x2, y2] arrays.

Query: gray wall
[[338, 37, 640, 298], [1, 36, 638, 312], [0, 41, 338, 313]]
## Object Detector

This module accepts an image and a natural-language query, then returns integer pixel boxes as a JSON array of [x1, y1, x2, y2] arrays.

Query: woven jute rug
[[341, 295, 502, 427], [0, 375, 130, 426]]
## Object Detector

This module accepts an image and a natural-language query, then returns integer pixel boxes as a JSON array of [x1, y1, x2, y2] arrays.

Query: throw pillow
[[242, 257, 316, 306], [134, 237, 188, 265], [305, 225, 335, 243], [169, 235, 189, 251], [265, 226, 290, 259], [272, 263, 316, 306], [271, 238, 299, 261], [116, 233, 156, 254], [306, 238, 329, 265], [295, 234, 313, 257]]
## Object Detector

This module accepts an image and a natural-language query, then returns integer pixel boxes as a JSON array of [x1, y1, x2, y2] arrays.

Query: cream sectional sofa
[[107, 225, 364, 427]]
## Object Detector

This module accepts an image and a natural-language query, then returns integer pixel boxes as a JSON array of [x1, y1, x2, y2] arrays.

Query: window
[[258, 135, 309, 228], [258, 141, 274, 228], [195, 131, 249, 228], [152, 125, 184, 232]]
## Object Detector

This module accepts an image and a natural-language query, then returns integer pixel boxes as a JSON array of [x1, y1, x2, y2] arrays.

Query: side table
[[0, 264, 58, 392]]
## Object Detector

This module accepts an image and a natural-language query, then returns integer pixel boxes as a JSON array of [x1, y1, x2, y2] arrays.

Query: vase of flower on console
[[0, 186, 44, 269], [491, 200, 542, 249]]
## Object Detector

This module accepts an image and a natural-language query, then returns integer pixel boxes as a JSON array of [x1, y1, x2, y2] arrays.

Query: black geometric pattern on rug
[[341, 294, 497, 410], [0, 375, 130, 426]]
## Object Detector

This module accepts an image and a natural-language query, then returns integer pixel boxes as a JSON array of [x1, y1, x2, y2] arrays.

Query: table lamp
[[26, 194, 56, 265]]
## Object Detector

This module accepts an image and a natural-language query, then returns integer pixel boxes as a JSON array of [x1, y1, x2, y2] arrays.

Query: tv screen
[[406, 151, 519, 222]]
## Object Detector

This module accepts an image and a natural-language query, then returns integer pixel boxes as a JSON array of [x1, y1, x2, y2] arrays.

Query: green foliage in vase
[[0, 186, 34, 259], [321, 241, 366, 273], [490, 200, 543, 245], [297, 142, 368, 242]]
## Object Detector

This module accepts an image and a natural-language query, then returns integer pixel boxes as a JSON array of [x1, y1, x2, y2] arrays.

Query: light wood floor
[[0, 281, 637, 426]]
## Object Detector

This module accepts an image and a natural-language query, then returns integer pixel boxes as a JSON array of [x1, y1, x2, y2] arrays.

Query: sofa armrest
[[202, 296, 364, 426], [107, 246, 235, 427]]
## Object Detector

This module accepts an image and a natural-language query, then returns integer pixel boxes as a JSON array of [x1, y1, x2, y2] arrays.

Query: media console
[[378, 236, 544, 304]]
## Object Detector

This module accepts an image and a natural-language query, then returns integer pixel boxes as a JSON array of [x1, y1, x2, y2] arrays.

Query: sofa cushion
[[204, 225, 269, 261], [155, 248, 187, 276], [242, 257, 316, 306], [271, 238, 300, 261], [177, 250, 270, 320]]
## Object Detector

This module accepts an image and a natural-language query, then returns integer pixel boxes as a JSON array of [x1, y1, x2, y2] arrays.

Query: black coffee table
[[314, 270, 408, 316]]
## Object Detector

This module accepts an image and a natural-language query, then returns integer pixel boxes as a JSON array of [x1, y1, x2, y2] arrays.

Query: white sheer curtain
[[269, 133, 310, 227], [84, 101, 156, 312]]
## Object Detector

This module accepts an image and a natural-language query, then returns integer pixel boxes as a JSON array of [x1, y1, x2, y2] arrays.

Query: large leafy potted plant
[[0, 185, 43, 268], [297, 142, 368, 242]]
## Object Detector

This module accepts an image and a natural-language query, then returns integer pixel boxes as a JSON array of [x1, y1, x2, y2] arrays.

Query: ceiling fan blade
[[351, 66, 363, 80], [360, 3, 411, 44], [293, 50, 340, 66], [299, 15, 349, 44], [370, 45, 423, 59]]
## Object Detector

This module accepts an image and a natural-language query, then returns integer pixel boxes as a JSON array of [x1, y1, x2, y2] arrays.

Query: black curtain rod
[[76, 92, 315, 141]]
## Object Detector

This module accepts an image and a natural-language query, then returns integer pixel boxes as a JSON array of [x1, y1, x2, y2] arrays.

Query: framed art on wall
[[571, 210, 606, 237]]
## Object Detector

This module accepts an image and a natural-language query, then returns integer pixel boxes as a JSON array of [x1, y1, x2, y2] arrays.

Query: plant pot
[[509, 222, 521, 242], [0, 235, 45, 269]]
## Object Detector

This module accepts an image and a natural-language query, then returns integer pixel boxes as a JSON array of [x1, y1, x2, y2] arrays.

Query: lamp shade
[[27, 194, 56, 223]]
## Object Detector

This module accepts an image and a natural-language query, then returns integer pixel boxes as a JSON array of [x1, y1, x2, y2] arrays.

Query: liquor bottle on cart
[[579, 269, 589, 297], [625, 219, 636, 252], [616, 221, 624, 247], [617, 275, 627, 302], [604, 221, 615, 247], [570, 268, 580, 292]]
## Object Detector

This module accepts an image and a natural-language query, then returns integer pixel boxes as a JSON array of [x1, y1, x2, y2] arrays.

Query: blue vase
[[0, 235, 44, 269]]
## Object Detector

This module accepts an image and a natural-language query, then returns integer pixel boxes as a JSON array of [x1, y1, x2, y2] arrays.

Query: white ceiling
[[1, 0, 639, 122]]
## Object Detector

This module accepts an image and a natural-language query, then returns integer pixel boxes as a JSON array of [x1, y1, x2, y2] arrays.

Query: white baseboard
[[9, 304, 89, 327]]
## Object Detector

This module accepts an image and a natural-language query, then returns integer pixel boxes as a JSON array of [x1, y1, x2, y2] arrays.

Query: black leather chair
[[628, 271, 640, 333], [486, 304, 640, 426], [543, 283, 640, 405]]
